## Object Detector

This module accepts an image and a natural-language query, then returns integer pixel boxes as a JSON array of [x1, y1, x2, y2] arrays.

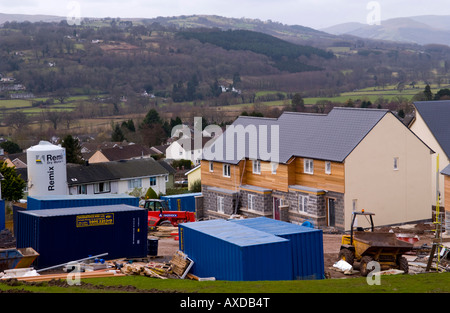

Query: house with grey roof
[[201, 107, 433, 231], [409, 100, 450, 210], [88, 144, 153, 164], [66, 158, 170, 196]]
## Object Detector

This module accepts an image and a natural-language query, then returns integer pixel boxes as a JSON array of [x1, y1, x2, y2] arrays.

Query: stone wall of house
[[202, 184, 346, 231], [239, 189, 273, 216], [202, 185, 238, 219], [327, 191, 345, 230]]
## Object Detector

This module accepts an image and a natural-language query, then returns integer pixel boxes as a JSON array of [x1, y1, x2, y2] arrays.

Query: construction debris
[[170, 250, 193, 278], [151, 226, 179, 238], [105, 251, 193, 279], [331, 260, 357, 275], [0, 229, 16, 249]]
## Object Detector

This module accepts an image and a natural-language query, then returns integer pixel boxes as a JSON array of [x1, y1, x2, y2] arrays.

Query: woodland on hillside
[[1, 18, 450, 149]]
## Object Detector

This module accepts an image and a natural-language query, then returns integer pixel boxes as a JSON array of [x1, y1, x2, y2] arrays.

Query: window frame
[[298, 195, 308, 213], [325, 161, 331, 174], [217, 196, 224, 213], [304, 159, 314, 174], [248, 194, 256, 211], [149, 176, 157, 186], [271, 162, 278, 174], [223, 164, 231, 177], [128, 178, 142, 189], [94, 181, 111, 194], [252, 160, 261, 174], [77, 184, 87, 195]]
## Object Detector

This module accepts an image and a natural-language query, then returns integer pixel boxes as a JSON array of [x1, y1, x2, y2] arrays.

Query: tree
[[5, 111, 29, 131], [291, 93, 305, 111], [61, 134, 84, 164], [434, 88, 450, 100], [47, 111, 62, 130], [142, 109, 162, 127], [145, 187, 158, 199], [121, 119, 135, 132], [0, 161, 26, 201], [0, 141, 22, 154], [111, 123, 125, 142], [423, 84, 433, 101]]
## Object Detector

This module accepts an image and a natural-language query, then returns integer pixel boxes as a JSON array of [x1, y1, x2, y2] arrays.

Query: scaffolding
[[426, 154, 447, 271]]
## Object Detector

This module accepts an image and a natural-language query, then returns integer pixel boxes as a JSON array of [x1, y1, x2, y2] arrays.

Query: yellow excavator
[[338, 210, 414, 276]]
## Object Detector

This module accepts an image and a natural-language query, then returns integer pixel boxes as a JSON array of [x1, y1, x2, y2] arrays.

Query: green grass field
[[0, 272, 449, 293]]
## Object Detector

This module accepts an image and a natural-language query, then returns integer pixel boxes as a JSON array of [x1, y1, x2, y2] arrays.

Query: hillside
[[1, 15, 450, 103], [178, 29, 334, 73], [0, 13, 64, 25], [146, 14, 337, 47], [323, 16, 450, 46]]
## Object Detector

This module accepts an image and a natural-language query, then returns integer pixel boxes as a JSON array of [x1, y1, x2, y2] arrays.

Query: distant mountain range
[[2, 12, 450, 47], [322, 15, 450, 46], [0, 13, 64, 24]]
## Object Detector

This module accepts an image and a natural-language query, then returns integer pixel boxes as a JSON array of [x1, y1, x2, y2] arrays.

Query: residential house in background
[[150, 144, 170, 156], [201, 107, 433, 231], [166, 137, 211, 166], [157, 159, 177, 189], [88, 144, 153, 164], [409, 100, 450, 210], [67, 158, 170, 196], [3, 152, 27, 168], [185, 164, 201, 191], [80, 141, 127, 160]]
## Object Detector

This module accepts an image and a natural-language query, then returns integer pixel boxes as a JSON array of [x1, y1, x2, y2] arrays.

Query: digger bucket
[[353, 231, 414, 257]]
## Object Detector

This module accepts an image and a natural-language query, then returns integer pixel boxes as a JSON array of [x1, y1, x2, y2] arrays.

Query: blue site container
[[0, 200, 5, 231], [26, 194, 139, 211], [160, 193, 201, 212], [231, 217, 325, 280], [179, 219, 293, 281], [16, 204, 148, 269]]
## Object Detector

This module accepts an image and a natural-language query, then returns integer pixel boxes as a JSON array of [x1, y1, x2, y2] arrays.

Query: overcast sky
[[0, 0, 448, 29]]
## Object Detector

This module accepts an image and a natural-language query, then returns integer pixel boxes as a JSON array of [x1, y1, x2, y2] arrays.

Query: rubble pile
[[0, 229, 16, 249]]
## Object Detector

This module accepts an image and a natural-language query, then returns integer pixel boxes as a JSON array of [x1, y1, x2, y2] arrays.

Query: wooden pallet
[[170, 251, 191, 277], [12, 269, 124, 282]]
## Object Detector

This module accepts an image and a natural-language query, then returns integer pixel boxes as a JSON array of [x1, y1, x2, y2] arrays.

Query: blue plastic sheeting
[[16, 204, 148, 269], [231, 217, 325, 280], [27, 194, 139, 211], [160, 193, 201, 212], [179, 219, 293, 281], [0, 200, 5, 231]]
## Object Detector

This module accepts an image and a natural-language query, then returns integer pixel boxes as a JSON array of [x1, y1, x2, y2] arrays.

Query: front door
[[273, 198, 281, 220], [328, 198, 336, 227]]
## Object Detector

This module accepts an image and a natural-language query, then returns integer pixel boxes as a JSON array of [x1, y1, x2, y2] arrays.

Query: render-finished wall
[[410, 110, 448, 209], [345, 113, 432, 231], [117, 175, 166, 196]]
